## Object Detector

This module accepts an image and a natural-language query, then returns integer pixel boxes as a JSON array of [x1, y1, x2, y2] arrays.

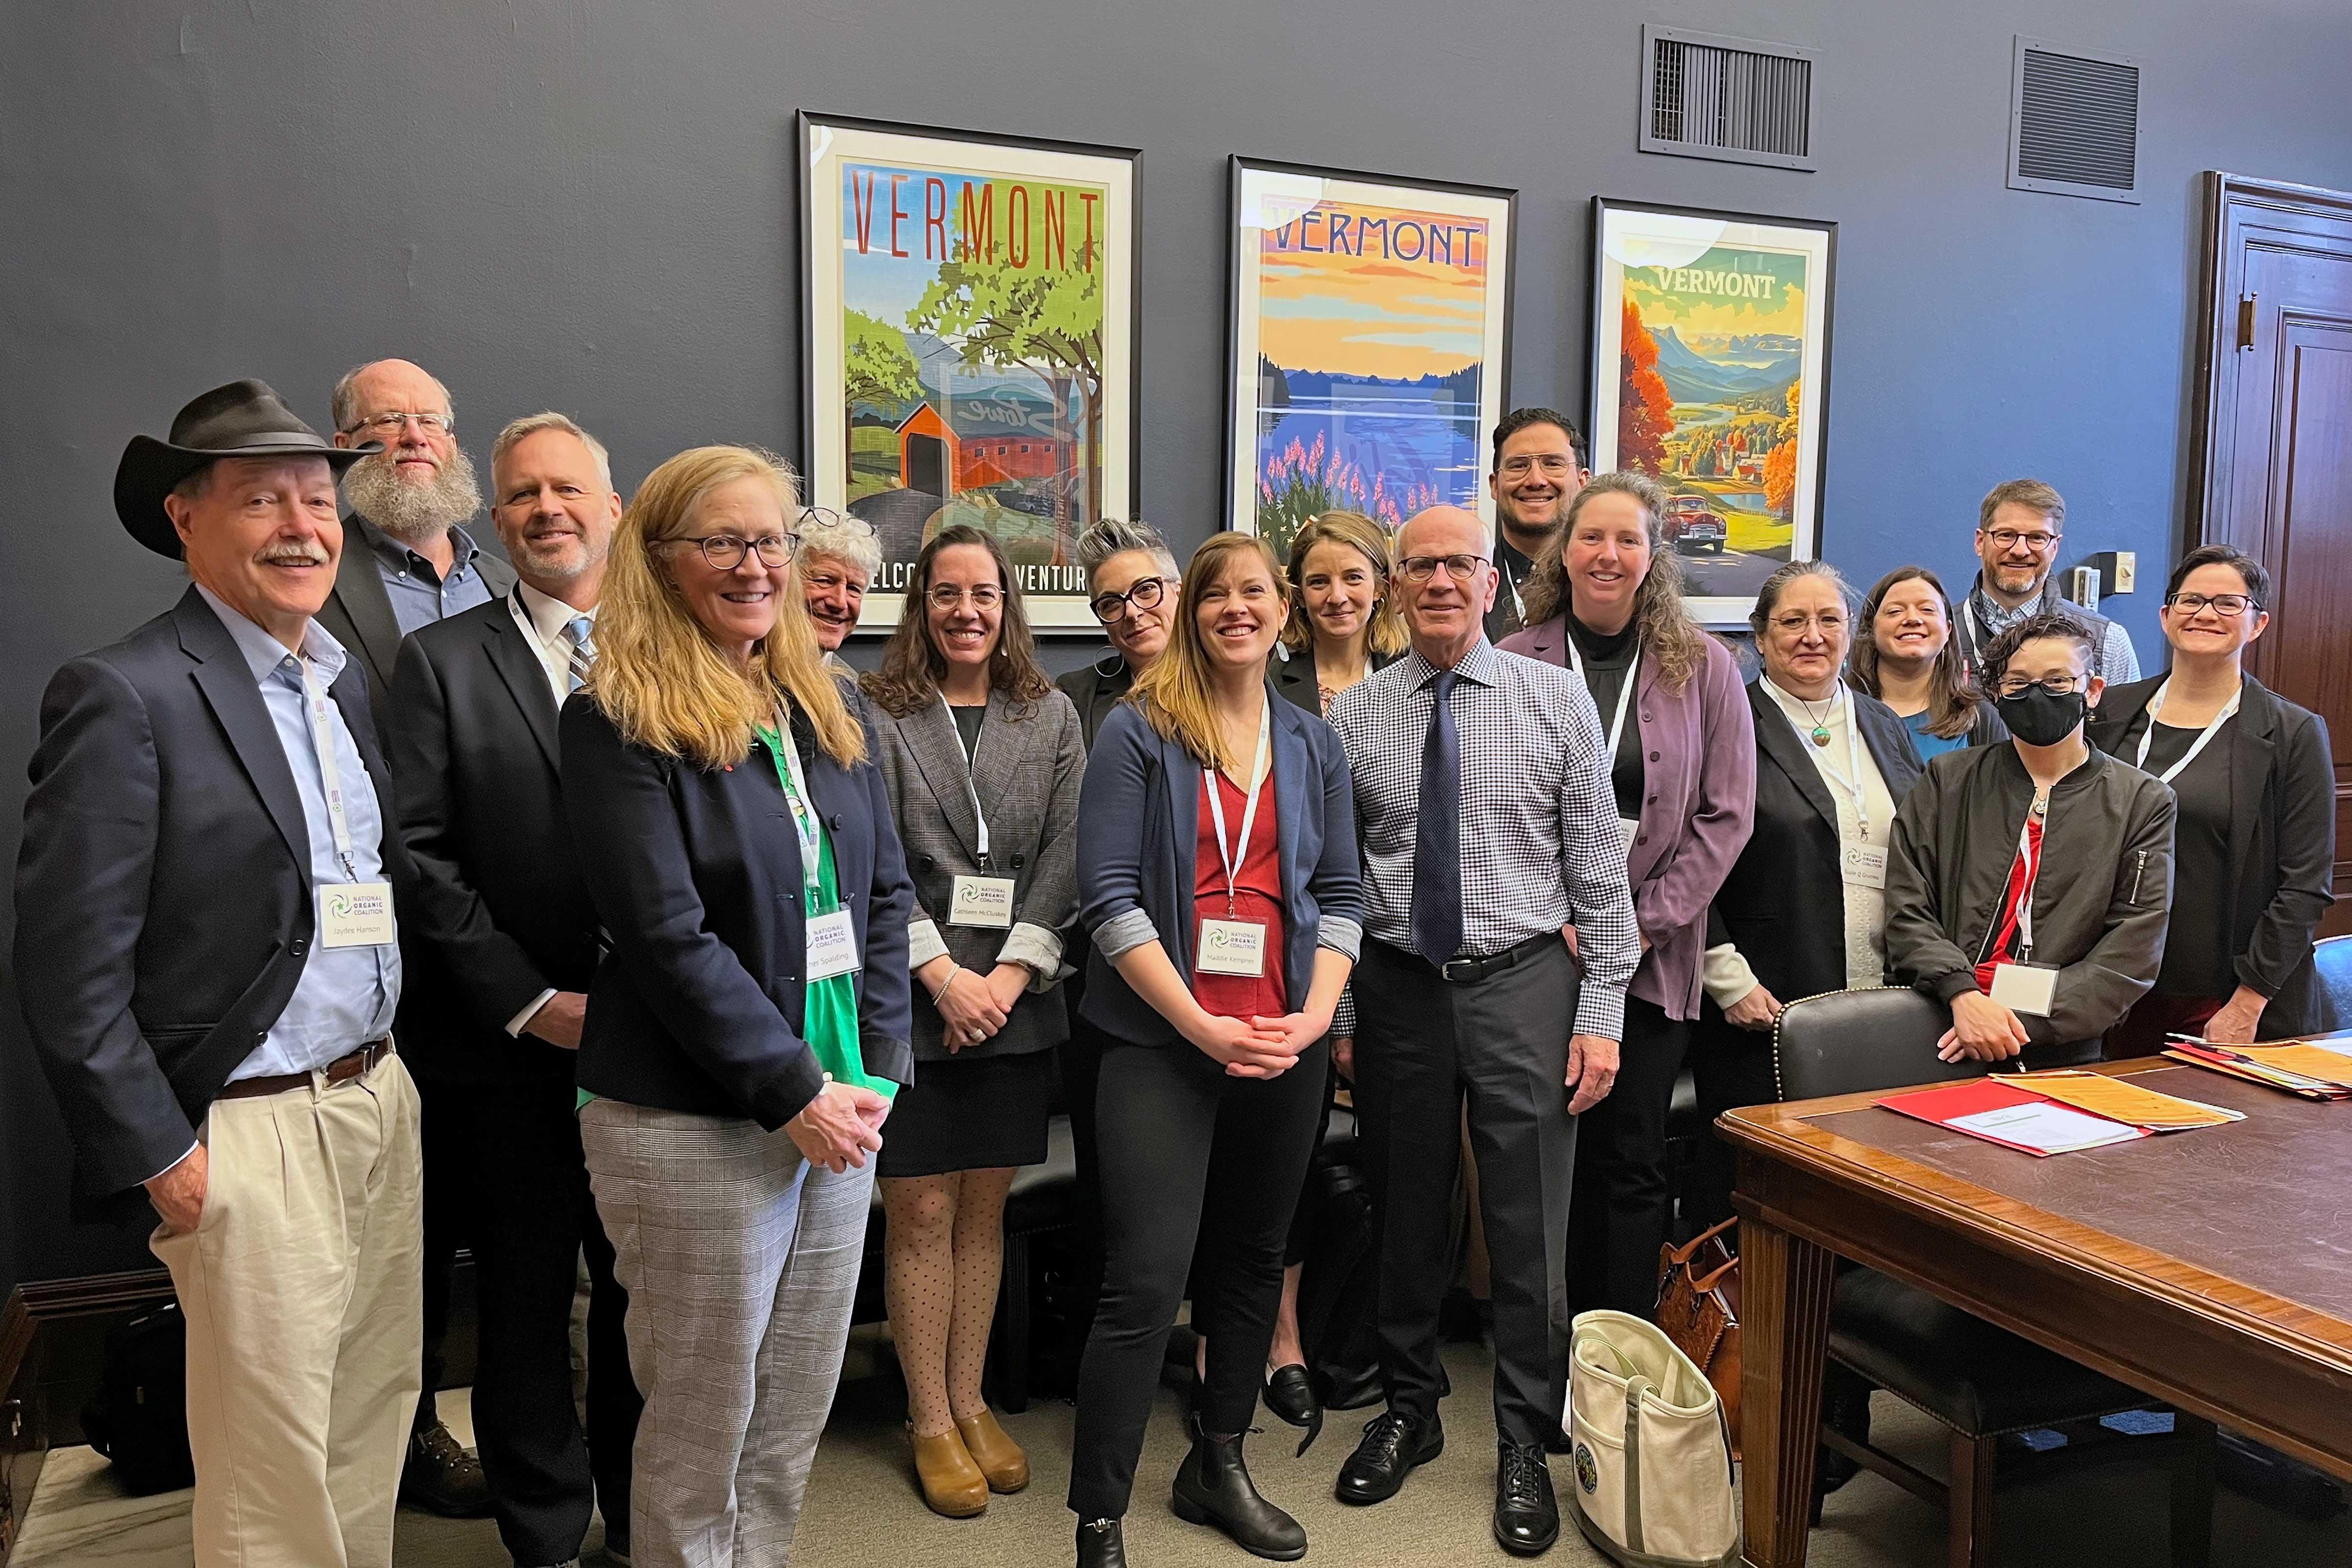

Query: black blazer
[[385, 595, 594, 1086], [561, 694, 919, 1128], [1709, 681, 1925, 1005], [1057, 653, 1136, 751], [2088, 672, 2337, 1033], [1272, 644, 1400, 716], [317, 511, 516, 728], [14, 588, 416, 1218]]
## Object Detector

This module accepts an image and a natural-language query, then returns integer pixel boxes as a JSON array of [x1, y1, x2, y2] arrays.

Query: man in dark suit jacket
[[316, 357, 514, 1515], [16, 381, 422, 1568], [385, 412, 642, 1568]]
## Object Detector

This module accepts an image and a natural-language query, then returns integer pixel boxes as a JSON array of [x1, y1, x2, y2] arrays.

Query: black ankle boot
[[1077, 1516, 1127, 1568], [1170, 1418, 1308, 1561]]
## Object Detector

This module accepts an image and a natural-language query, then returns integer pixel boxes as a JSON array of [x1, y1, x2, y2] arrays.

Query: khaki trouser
[[150, 1051, 424, 1568]]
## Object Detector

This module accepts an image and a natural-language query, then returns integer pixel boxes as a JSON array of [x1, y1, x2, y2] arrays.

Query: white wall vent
[[1639, 24, 1816, 172], [2008, 37, 2141, 203]]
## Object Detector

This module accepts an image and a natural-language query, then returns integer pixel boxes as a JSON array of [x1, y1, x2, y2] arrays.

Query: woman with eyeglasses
[[1686, 562, 1925, 1230], [1062, 519, 1183, 748], [1497, 471, 1753, 1323], [860, 525, 1087, 1518], [2090, 544, 2336, 1051], [1070, 533, 1361, 1567], [1850, 565, 2008, 760], [562, 446, 915, 1561]]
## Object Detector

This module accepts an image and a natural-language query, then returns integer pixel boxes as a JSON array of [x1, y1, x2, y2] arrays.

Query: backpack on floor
[[1565, 1310, 1739, 1568], [1297, 1159, 1384, 1412], [82, 1300, 196, 1496]]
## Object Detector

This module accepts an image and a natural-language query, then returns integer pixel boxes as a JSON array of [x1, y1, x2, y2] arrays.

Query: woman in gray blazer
[[862, 525, 1086, 1520]]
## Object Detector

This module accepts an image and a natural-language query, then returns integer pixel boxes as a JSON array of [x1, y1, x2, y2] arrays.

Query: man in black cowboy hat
[[15, 379, 427, 1568]]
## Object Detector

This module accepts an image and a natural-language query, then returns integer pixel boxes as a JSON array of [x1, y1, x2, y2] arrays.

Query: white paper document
[[1947, 1101, 2144, 1155]]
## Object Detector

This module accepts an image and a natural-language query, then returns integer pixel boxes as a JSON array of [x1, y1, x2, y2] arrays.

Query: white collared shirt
[[509, 581, 596, 706]]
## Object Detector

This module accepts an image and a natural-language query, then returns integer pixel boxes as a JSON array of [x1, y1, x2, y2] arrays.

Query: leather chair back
[[1773, 986, 1984, 1102], [2314, 935, 2352, 1034]]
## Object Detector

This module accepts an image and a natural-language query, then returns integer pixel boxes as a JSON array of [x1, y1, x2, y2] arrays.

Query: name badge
[[1988, 960, 2058, 1018], [1618, 817, 1641, 852], [1197, 918, 1269, 978], [318, 882, 395, 949], [948, 874, 1017, 929], [805, 907, 860, 983], [1841, 844, 1889, 889]]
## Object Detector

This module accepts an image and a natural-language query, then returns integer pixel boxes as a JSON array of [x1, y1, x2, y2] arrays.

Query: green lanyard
[[757, 724, 830, 906]]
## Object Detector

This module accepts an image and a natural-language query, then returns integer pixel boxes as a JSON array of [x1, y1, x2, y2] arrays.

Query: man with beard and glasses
[[324, 358, 513, 1519], [320, 359, 518, 729], [1947, 478, 2138, 693], [386, 414, 643, 1568], [1482, 409, 1589, 643]]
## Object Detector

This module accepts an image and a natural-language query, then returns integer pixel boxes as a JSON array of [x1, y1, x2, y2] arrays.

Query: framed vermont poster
[[1225, 157, 1516, 559], [800, 113, 1140, 630], [1589, 197, 1836, 627]]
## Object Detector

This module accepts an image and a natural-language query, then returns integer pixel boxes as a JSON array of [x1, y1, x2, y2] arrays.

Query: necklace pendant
[[1811, 726, 1831, 747]]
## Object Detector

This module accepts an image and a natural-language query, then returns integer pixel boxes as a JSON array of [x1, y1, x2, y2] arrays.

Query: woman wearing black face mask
[[1884, 612, 2178, 1068]]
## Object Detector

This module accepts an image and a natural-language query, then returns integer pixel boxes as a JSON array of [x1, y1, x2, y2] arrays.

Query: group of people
[[14, 372, 2336, 1568]]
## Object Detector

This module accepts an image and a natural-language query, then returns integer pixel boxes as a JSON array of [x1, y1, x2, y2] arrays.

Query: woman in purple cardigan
[[1499, 471, 1755, 1320]]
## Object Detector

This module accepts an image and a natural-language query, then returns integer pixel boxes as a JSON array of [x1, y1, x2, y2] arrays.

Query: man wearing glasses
[[794, 508, 882, 671], [1325, 506, 1638, 1555], [322, 358, 514, 1520], [1949, 478, 2139, 692], [1483, 408, 1590, 643], [1885, 611, 2175, 1072]]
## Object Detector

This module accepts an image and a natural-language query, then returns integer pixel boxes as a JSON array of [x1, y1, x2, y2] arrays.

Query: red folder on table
[[1876, 1078, 2151, 1157]]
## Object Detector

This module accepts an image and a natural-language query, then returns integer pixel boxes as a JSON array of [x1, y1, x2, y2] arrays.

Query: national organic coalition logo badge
[[329, 891, 356, 919], [1573, 1441, 1599, 1495]]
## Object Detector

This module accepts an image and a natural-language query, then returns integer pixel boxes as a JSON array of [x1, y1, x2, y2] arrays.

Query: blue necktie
[[1412, 670, 1464, 964], [563, 616, 596, 694]]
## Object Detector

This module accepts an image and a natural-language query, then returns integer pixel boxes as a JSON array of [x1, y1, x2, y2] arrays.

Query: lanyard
[[1771, 680, 1874, 837], [937, 693, 991, 862], [297, 659, 364, 882], [1202, 701, 1273, 918], [2134, 679, 2241, 783], [1564, 632, 1639, 759], [2011, 809, 2047, 962], [760, 724, 824, 895]]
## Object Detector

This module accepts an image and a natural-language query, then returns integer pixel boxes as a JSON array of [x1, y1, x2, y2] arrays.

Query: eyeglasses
[[797, 506, 876, 538], [677, 532, 799, 570], [1090, 576, 1173, 623], [1397, 553, 1489, 585], [2165, 591, 2261, 617], [1995, 674, 2084, 697], [927, 584, 1004, 611], [1496, 453, 1576, 480], [799, 564, 865, 594], [1983, 527, 2061, 554], [343, 411, 454, 440], [1770, 612, 1848, 635]]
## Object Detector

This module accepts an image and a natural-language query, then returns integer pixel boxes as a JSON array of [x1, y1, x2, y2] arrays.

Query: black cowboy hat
[[113, 379, 379, 558]]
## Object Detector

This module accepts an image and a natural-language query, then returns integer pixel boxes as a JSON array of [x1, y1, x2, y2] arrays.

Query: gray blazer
[[867, 685, 1087, 1062]]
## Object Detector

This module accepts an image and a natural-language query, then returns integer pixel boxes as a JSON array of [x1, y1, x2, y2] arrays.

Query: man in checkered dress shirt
[[1322, 504, 1638, 1555]]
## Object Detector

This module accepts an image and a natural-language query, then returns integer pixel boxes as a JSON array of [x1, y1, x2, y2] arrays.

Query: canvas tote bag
[[1565, 1310, 1740, 1568]]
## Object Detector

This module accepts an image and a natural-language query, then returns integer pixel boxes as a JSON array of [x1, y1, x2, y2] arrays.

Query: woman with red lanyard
[[1068, 533, 1364, 1568]]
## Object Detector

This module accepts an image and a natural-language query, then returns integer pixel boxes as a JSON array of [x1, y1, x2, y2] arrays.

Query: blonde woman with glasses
[[562, 445, 918, 1565]]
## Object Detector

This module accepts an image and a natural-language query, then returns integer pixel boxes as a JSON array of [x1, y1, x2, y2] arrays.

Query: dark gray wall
[[3, 0, 2348, 1291]]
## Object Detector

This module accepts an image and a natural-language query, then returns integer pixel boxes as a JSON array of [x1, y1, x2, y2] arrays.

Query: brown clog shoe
[[955, 1408, 1031, 1494], [910, 1424, 989, 1518]]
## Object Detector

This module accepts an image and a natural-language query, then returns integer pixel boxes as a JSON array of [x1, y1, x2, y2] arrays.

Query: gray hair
[[1077, 517, 1179, 586], [798, 510, 882, 585], [1748, 558, 1856, 637], [491, 411, 614, 490], [330, 359, 456, 435]]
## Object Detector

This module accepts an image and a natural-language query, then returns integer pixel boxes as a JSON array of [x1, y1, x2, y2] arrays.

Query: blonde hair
[[1280, 510, 1408, 660], [492, 411, 613, 490], [590, 445, 865, 770], [1519, 471, 1713, 693], [1130, 533, 1288, 772]]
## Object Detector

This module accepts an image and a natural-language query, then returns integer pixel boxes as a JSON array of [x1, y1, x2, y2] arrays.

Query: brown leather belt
[[216, 1037, 394, 1101]]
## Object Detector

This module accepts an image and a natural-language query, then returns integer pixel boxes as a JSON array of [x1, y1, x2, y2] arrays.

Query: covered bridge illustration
[[895, 389, 1074, 499]]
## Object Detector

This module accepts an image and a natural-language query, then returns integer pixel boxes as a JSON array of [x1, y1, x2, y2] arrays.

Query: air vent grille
[[2008, 38, 2141, 203], [1640, 26, 1816, 172]]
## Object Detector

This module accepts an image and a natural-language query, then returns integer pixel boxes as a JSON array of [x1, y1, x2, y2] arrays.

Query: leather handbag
[[1655, 1218, 1742, 1459]]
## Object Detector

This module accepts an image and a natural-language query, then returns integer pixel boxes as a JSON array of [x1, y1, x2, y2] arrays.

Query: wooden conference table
[[1721, 1047, 2352, 1568]]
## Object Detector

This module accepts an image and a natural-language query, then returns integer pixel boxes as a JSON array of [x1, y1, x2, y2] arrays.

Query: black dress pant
[[1058, 1004, 1111, 1342], [1566, 996, 1692, 1321], [443, 1080, 643, 1566], [1068, 1035, 1327, 1520], [1352, 939, 1579, 1449], [1683, 1007, 1780, 1238]]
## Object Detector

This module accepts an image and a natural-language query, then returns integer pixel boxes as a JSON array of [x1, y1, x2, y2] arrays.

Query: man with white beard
[[319, 359, 517, 728], [321, 358, 514, 1521]]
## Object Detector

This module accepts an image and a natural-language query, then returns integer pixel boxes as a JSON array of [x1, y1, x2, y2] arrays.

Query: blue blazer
[[1077, 692, 1364, 1047], [561, 694, 918, 1128]]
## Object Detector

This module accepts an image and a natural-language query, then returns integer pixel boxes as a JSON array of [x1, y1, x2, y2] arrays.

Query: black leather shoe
[[1077, 1517, 1128, 1568], [1171, 1418, 1307, 1561], [1493, 1440, 1560, 1556], [400, 1421, 491, 1518], [1333, 1408, 1444, 1506], [1263, 1364, 1324, 1455]]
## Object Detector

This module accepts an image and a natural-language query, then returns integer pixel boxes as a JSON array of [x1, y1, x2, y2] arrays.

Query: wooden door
[[2190, 174, 2352, 935]]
